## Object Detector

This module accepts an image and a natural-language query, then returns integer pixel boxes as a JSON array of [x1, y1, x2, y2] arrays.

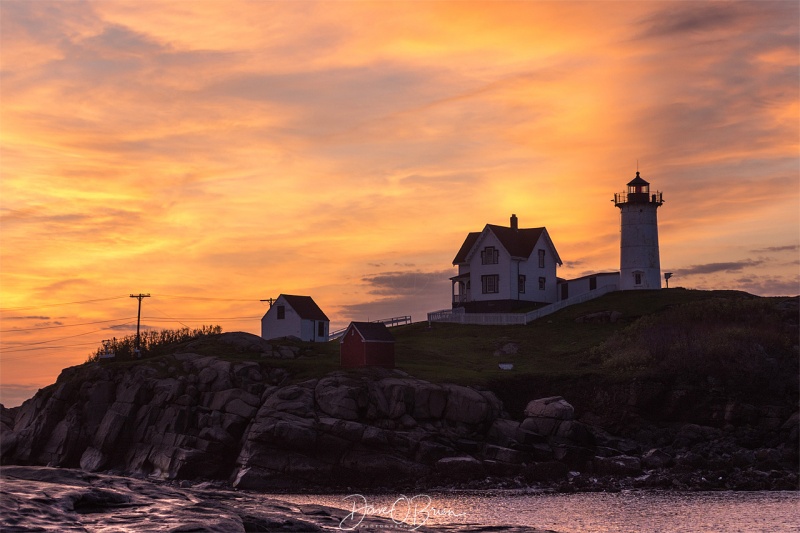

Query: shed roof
[[344, 321, 395, 343], [280, 294, 329, 321]]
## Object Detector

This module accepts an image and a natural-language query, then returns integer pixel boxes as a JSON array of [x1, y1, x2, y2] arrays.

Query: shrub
[[86, 325, 222, 362]]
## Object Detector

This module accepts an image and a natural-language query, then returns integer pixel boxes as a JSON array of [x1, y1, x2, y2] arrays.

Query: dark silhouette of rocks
[[1, 332, 797, 494]]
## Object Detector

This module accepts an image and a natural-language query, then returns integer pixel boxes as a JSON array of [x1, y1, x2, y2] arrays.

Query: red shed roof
[[342, 321, 395, 343]]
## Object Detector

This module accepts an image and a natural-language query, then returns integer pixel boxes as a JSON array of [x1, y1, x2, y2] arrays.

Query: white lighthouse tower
[[614, 172, 664, 290]]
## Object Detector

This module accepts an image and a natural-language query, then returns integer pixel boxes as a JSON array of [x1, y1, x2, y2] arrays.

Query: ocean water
[[277, 490, 800, 532]]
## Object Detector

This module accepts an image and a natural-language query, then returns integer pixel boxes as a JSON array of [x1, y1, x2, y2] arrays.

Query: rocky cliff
[[2, 332, 797, 492]]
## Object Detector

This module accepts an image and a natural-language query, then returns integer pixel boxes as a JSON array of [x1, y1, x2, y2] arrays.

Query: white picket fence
[[427, 284, 618, 326]]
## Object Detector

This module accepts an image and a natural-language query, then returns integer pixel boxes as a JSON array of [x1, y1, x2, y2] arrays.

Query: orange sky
[[1, 1, 798, 406]]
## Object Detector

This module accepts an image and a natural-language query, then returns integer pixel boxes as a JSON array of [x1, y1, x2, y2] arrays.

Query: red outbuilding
[[340, 321, 395, 368]]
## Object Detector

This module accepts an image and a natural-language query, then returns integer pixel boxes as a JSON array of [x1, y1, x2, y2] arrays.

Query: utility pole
[[130, 293, 150, 358], [260, 298, 276, 308]]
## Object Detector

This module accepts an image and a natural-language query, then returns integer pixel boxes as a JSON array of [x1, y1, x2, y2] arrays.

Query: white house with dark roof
[[451, 214, 563, 312], [261, 294, 330, 342]]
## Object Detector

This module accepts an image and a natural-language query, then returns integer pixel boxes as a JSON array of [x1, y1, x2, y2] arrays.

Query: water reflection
[[277, 490, 799, 532]]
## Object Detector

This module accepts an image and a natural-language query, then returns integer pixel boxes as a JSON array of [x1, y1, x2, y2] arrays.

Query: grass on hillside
[[89, 289, 796, 395], [390, 288, 765, 384]]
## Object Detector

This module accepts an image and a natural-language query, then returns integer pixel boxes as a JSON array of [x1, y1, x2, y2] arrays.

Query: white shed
[[261, 294, 330, 342]]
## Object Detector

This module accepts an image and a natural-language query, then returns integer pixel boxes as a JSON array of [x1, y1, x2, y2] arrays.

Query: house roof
[[453, 223, 562, 265], [486, 225, 546, 259], [452, 232, 481, 264], [344, 321, 395, 342], [280, 294, 329, 321]]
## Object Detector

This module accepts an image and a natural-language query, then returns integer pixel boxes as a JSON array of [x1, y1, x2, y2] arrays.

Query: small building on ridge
[[261, 294, 329, 342], [340, 321, 395, 368]]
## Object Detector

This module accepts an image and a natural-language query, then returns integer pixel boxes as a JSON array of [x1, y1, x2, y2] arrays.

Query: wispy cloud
[[673, 260, 764, 276]]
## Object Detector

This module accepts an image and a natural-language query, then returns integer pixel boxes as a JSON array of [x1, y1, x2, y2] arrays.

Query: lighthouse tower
[[614, 172, 664, 290]]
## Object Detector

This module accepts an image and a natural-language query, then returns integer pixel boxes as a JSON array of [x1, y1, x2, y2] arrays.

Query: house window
[[589, 277, 597, 290], [277, 305, 285, 319], [538, 277, 546, 290], [318, 321, 325, 337], [482, 275, 499, 294], [481, 246, 499, 265], [634, 272, 642, 285], [518, 275, 526, 293], [538, 249, 545, 268], [561, 283, 569, 300]]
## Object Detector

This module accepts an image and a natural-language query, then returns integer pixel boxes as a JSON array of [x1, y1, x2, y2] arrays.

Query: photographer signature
[[339, 493, 465, 530]]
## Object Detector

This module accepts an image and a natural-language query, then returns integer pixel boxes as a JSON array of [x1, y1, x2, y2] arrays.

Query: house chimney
[[510, 214, 518, 230]]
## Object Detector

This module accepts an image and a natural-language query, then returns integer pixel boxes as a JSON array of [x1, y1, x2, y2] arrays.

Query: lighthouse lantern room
[[614, 172, 664, 290]]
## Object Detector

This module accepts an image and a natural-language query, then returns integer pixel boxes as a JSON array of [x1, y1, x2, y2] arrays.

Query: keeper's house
[[451, 214, 562, 312]]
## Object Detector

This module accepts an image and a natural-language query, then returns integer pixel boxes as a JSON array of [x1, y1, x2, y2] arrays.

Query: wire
[[147, 305, 189, 329], [0, 340, 103, 361], [0, 321, 137, 352], [156, 294, 258, 302], [141, 316, 260, 320], [0, 317, 137, 333], [0, 296, 129, 312]]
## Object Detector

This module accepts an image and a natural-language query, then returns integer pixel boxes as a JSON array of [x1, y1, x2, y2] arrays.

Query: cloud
[[637, 3, 747, 38], [335, 269, 453, 324], [673, 260, 764, 276], [108, 324, 148, 332], [361, 270, 453, 296], [734, 276, 800, 297], [752, 245, 799, 254]]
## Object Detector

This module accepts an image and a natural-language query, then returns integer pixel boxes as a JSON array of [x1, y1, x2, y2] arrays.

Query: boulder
[[641, 448, 673, 469], [442, 385, 496, 425], [524, 396, 574, 420], [314, 377, 363, 420], [412, 383, 448, 419], [488, 419, 521, 447], [259, 383, 316, 418]]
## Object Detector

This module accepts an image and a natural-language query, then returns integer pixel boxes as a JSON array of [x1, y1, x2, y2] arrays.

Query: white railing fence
[[427, 284, 618, 326], [328, 315, 413, 341]]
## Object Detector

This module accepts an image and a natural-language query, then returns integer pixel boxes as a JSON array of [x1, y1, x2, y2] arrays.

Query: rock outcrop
[[2, 332, 797, 492], [1, 346, 530, 489]]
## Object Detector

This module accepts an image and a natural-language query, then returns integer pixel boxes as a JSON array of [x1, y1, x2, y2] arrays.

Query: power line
[[156, 294, 258, 302], [0, 321, 137, 351], [147, 304, 189, 329], [141, 316, 260, 320], [0, 340, 104, 360], [0, 316, 137, 333], [0, 296, 129, 312]]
